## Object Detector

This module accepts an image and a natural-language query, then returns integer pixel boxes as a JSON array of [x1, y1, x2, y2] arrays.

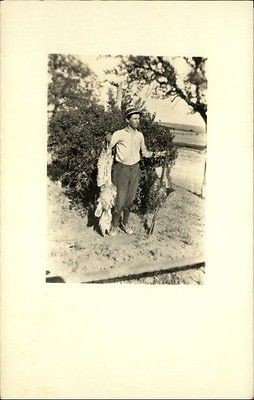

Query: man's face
[[127, 113, 140, 130]]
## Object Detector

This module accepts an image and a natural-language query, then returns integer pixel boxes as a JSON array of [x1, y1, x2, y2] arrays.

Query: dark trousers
[[112, 162, 140, 227]]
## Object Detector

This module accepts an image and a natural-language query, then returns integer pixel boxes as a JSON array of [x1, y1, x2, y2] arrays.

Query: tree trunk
[[116, 83, 123, 109], [174, 87, 207, 125]]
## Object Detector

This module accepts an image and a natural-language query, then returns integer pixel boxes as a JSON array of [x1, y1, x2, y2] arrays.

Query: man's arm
[[140, 134, 153, 158], [105, 131, 120, 148], [140, 133, 166, 158]]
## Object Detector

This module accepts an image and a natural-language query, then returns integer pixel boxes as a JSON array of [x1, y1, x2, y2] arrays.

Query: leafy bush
[[47, 55, 177, 215], [48, 102, 123, 204], [130, 110, 177, 214]]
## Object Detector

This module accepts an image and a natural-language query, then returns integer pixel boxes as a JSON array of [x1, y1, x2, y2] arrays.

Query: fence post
[[201, 158, 206, 198]]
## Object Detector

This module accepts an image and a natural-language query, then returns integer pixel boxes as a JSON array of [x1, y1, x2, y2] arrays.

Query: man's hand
[[154, 150, 167, 157]]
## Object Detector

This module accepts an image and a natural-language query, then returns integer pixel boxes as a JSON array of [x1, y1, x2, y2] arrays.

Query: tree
[[48, 54, 100, 117], [105, 56, 207, 125], [48, 55, 178, 214]]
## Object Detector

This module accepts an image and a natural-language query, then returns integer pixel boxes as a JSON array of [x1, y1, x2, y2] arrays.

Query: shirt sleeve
[[109, 131, 120, 148], [140, 133, 153, 158]]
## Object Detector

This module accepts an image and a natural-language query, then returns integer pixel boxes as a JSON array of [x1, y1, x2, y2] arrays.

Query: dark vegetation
[[47, 54, 178, 215]]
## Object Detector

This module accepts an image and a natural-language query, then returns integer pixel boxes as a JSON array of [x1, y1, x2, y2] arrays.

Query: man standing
[[107, 107, 162, 236]]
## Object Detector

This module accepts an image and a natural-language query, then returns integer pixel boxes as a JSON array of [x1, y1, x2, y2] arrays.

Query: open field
[[158, 122, 206, 134], [172, 133, 206, 149]]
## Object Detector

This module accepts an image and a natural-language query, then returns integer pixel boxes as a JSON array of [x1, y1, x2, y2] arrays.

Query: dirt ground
[[171, 147, 206, 195], [47, 176, 205, 284]]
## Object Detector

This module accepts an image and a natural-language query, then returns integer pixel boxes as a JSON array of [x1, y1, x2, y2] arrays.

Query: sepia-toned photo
[[47, 55, 207, 284], [2, 1, 253, 398]]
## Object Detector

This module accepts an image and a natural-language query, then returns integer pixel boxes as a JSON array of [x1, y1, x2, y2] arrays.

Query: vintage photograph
[[46, 55, 207, 284], [2, 1, 252, 398]]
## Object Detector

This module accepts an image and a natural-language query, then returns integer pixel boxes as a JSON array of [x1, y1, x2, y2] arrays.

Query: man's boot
[[121, 210, 134, 235], [109, 211, 121, 236]]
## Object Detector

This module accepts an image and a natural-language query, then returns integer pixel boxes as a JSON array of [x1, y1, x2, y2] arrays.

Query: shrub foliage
[[47, 55, 177, 214]]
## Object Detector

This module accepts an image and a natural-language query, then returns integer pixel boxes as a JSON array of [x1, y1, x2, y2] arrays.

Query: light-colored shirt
[[109, 127, 153, 165]]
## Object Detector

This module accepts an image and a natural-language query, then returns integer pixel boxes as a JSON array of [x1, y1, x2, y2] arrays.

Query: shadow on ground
[[46, 271, 65, 283], [46, 276, 65, 283]]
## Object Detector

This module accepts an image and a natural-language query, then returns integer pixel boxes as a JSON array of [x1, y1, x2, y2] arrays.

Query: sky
[[79, 55, 206, 128]]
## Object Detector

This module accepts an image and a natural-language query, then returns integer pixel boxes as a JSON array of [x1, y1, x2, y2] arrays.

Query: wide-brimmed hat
[[124, 107, 142, 119]]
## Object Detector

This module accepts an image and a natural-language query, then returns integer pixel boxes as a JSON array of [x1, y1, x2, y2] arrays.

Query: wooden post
[[201, 157, 206, 198], [116, 82, 123, 109]]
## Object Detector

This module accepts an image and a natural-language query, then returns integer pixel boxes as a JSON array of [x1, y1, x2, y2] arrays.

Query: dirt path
[[171, 148, 206, 195], [47, 177, 205, 284]]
